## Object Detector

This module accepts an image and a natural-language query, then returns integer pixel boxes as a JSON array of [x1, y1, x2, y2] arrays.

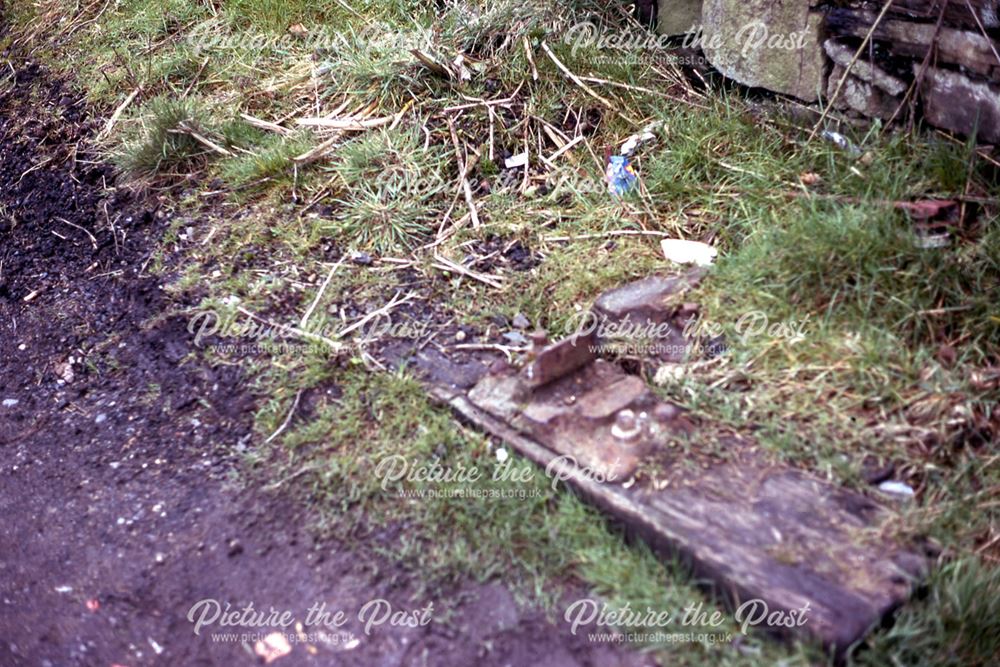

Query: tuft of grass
[[502, 237, 666, 336], [116, 95, 220, 176], [323, 127, 448, 252], [438, 0, 538, 58], [316, 22, 440, 102], [221, 0, 361, 31]]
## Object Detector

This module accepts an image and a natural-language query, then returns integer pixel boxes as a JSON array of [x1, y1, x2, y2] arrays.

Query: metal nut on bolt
[[612, 409, 641, 441]]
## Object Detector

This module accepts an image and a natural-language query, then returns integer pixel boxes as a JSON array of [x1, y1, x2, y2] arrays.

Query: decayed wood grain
[[429, 375, 928, 655]]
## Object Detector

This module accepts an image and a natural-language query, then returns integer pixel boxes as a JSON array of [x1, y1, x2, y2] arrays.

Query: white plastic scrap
[[619, 121, 662, 156], [504, 152, 529, 169], [878, 480, 915, 498], [915, 233, 950, 249], [660, 238, 717, 267], [653, 364, 686, 385], [452, 55, 472, 83], [820, 130, 861, 156]]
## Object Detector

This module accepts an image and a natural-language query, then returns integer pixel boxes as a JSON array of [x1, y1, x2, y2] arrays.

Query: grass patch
[[218, 130, 313, 187], [856, 557, 1000, 667]]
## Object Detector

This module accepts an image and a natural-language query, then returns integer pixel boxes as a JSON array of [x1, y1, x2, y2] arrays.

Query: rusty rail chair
[[424, 273, 929, 657]]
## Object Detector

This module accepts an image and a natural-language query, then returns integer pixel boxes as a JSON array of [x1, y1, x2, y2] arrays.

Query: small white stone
[[654, 364, 685, 385]]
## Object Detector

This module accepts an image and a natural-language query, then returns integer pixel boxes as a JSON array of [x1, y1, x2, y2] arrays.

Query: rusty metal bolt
[[489, 358, 510, 375], [654, 403, 679, 422], [529, 330, 549, 351]]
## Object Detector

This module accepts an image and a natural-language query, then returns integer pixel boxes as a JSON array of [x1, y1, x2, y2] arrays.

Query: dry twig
[[300, 255, 348, 329], [432, 254, 504, 289], [98, 87, 140, 140], [174, 121, 233, 156]]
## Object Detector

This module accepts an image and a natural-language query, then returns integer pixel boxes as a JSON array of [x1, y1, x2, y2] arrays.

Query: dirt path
[[0, 46, 655, 667]]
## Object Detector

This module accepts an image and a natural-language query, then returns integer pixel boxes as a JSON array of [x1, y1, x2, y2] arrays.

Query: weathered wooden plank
[[429, 363, 927, 655]]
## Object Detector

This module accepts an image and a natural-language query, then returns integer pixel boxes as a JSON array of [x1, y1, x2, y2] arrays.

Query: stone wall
[[656, 0, 1000, 141]]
